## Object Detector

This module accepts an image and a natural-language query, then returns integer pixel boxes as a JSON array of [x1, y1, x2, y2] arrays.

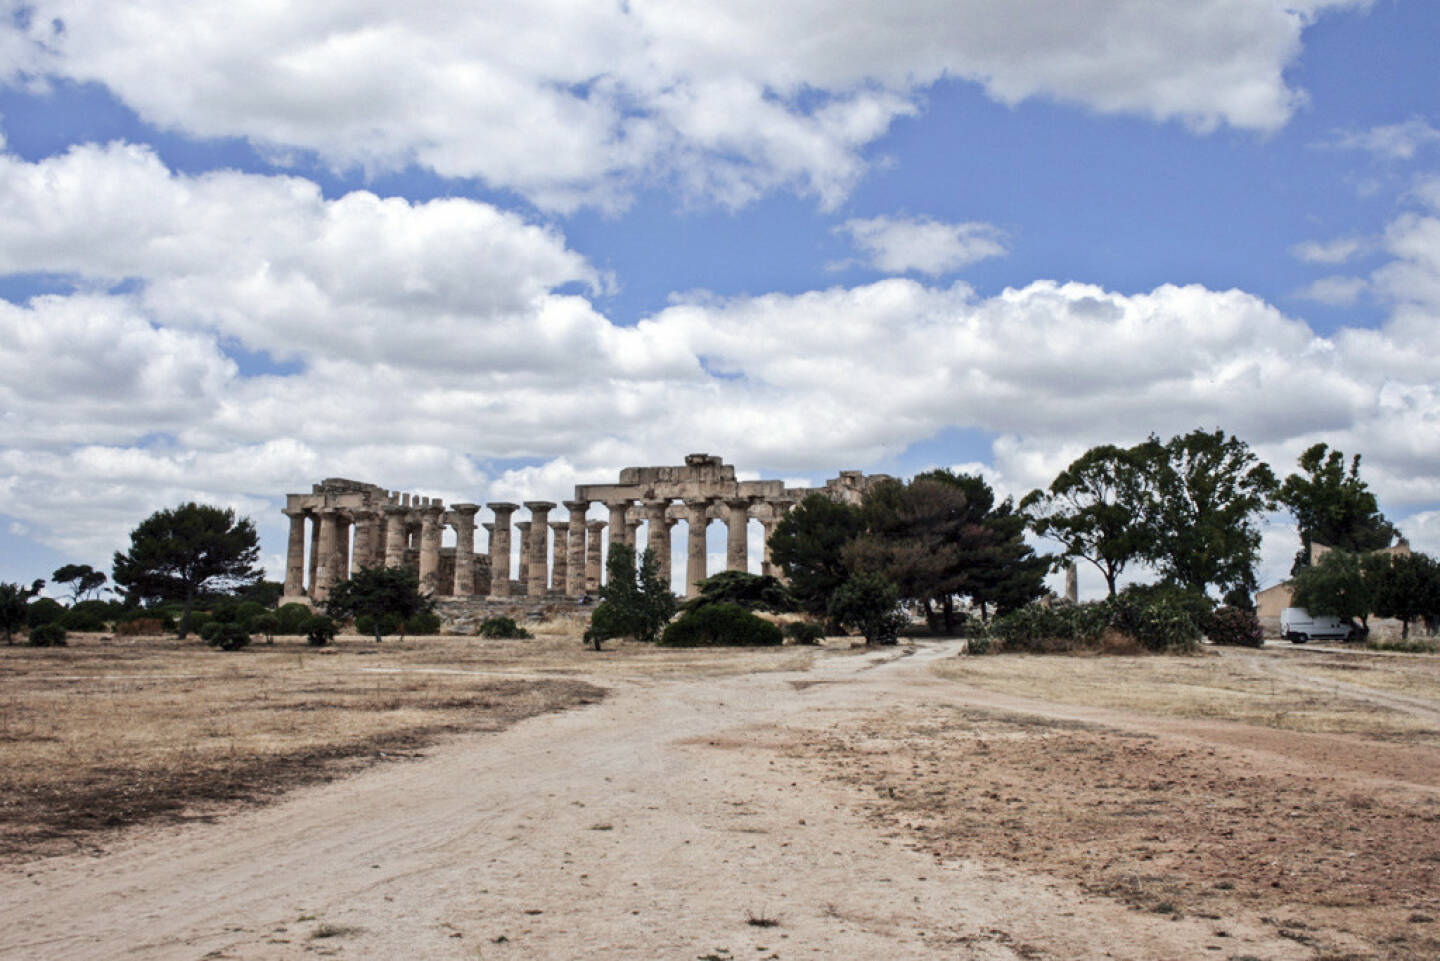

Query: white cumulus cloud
[[836, 215, 1007, 276]]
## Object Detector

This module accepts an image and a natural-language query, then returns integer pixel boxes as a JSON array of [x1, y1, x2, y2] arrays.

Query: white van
[[1280, 607, 1354, 643]]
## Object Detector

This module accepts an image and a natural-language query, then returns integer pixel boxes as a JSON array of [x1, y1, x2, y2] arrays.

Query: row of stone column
[[284, 495, 789, 602]]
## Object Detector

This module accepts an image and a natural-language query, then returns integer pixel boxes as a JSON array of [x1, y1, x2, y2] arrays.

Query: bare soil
[[1, 636, 1436, 959]]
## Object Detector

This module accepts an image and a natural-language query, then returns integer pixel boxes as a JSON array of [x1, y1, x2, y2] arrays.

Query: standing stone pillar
[[515, 521, 532, 594], [549, 522, 570, 593], [314, 507, 340, 601], [486, 503, 517, 596], [564, 500, 589, 595], [643, 500, 672, 583], [334, 515, 352, 588], [684, 498, 711, 597], [605, 500, 632, 555], [371, 508, 388, 568], [283, 509, 306, 597], [417, 504, 444, 595], [308, 516, 321, 593], [724, 498, 751, 573], [1065, 561, 1079, 604], [451, 504, 479, 596], [524, 502, 555, 598], [760, 519, 780, 578], [585, 520, 607, 592], [350, 509, 377, 577], [383, 506, 407, 568]]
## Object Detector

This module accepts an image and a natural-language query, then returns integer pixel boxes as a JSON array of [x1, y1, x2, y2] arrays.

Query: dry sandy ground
[[0, 641, 1431, 960]]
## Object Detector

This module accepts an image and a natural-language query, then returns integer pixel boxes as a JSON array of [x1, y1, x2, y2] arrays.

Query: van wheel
[[1291, 633, 1308, 644]]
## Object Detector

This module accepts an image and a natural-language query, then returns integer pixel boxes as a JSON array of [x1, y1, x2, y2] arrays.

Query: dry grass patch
[[932, 649, 1440, 740], [798, 703, 1440, 961]]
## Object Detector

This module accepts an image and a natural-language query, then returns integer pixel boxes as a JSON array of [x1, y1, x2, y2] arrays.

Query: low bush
[[404, 611, 442, 635], [683, 571, 797, 614], [204, 623, 251, 651], [305, 614, 337, 647], [28, 623, 67, 647], [26, 597, 65, 628], [782, 620, 826, 645], [114, 617, 170, 636], [275, 602, 314, 635], [248, 612, 279, 643], [659, 603, 783, 647], [58, 609, 109, 632], [986, 584, 1206, 655], [1203, 605, 1265, 647], [1366, 636, 1438, 654], [118, 607, 177, 630], [477, 616, 531, 639], [827, 572, 908, 645]]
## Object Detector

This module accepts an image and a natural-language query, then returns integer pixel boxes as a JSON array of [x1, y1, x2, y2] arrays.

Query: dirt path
[[0, 643, 1325, 960]]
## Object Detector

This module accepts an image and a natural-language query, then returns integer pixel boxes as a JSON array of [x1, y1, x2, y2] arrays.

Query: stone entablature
[[280, 455, 891, 603]]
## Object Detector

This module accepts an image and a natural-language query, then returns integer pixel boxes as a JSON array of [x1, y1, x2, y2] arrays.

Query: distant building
[[1254, 539, 1412, 637]]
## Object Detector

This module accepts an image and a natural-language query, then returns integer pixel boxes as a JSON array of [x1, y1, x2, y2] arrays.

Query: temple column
[[314, 507, 340, 601], [643, 500, 672, 584], [724, 498, 751, 573], [417, 504, 443, 595], [486, 503, 517, 596], [515, 521, 532, 593], [524, 502, 555, 598], [760, 519, 780, 577], [308, 516, 321, 593], [283, 509, 306, 597], [451, 503, 479, 596], [564, 500, 589, 595], [549, 521, 569, 593], [763, 500, 790, 582], [585, 520, 607, 592], [684, 498, 711, 597], [605, 499, 632, 559], [383, 507, 407, 568], [350, 509, 377, 577]]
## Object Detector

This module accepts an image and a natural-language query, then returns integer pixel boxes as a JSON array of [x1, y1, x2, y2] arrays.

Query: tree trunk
[[1105, 569, 1118, 597], [179, 586, 195, 639], [941, 595, 956, 634]]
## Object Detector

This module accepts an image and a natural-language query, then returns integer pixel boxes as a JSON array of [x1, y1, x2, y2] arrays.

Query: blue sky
[[1, 0, 1437, 598]]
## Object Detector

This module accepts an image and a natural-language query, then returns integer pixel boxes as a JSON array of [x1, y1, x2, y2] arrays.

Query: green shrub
[[70, 599, 120, 621], [204, 623, 251, 651], [683, 571, 797, 613], [58, 608, 109, 632], [660, 603, 783, 647], [275, 603, 314, 635], [403, 611, 442, 635], [199, 620, 225, 643], [1203, 605, 1264, 647], [248, 612, 279, 643], [990, 585, 1205, 655], [477, 616, 531, 639], [26, 597, 65, 628], [305, 615, 337, 647], [827, 573, 908, 645], [28, 623, 67, 647], [1106, 584, 1205, 652], [118, 607, 177, 630], [782, 620, 826, 645], [965, 633, 992, 655], [1366, 636, 1438, 654], [114, 617, 170, 636]]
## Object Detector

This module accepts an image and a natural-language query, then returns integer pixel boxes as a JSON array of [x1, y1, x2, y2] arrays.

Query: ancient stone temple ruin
[[280, 454, 889, 604]]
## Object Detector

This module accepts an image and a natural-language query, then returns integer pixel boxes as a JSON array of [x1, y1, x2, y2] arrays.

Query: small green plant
[[26, 597, 65, 628], [27, 623, 67, 647], [827, 572, 907, 645], [305, 614, 337, 647], [248, 612, 279, 643], [57, 608, 109, 632], [204, 623, 251, 651], [1203, 605, 1265, 647], [781, 620, 825, 645], [659, 603, 783, 647], [275, 602, 314, 635], [477, 616, 531, 638], [403, 610, 442, 635]]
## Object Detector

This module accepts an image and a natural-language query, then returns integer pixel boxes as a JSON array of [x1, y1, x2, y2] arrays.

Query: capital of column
[[451, 502, 480, 518], [486, 501, 518, 520], [524, 500, 557, 514], [563, 498, 590, 514], [683, 497, 712, 519]]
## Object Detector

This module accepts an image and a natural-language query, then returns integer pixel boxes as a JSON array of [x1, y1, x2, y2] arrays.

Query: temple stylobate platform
[[280, 454, 890, 604]]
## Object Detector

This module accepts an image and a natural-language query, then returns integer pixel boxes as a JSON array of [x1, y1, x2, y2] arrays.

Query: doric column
[[760, 519, 780, 578], [763, 500, 790, 582], [643, 499, 672, 582], [524, 502, 555, 598], [486, 503, 517, 596], [417, 503, 444, 595], [549, 521, 569, 593], [283, 509, 306, 597], [451, 503, 479, 596], [314, 507, 340, 601], [370, 508, 388, 567], [383, 506, 407, 568], [334, 514, 352, 587], [724, 498, 751, 573], [684, 498, 711, 597], [515, 521, 532, 593], [565, 500, 589, 595], [308, 516, 321, 593], [1065, 561, 1079, 604], [585, 520, 607, 592], [606, 499, 632, 551], [351, 509, 377, 577]]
